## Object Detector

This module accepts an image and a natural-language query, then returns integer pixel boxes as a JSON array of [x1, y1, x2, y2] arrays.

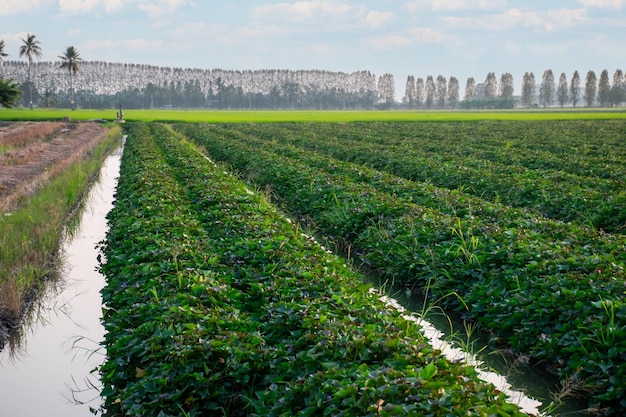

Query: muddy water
[[0, 145, 122, 416]]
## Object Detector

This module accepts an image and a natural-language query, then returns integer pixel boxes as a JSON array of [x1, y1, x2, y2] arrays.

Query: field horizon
[[1, 107, 626, 123]]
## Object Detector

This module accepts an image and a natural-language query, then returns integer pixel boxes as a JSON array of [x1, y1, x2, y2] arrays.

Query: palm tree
[[19, 33, 43, 110], [59, 46, 82, 110], [0, 40, 8, 63]]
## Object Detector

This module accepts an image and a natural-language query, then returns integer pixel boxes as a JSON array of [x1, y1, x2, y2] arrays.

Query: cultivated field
[[0, 121, 109, 212], [2, 110, 623, 415], [173, 120, 625, 415], [100, 123, 531, 416], [97, 118, 624, 416]]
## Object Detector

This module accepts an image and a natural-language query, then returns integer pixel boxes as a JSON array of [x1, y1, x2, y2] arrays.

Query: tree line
[[0, 35, 387, 110], [404, 69, 625, 109], [1, 34, 624, 110]]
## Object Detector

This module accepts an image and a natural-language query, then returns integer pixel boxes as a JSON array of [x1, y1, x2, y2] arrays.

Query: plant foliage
[[174, 120, 626, 415], [99, 123, 529, 416]]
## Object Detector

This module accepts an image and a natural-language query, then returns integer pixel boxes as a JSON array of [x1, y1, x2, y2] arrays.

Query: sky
[[1, 0, 625, 99]]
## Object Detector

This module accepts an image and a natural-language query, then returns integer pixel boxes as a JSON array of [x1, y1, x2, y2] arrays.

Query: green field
[[2, 107, 626, 123], [172, 120, 625, 414], [5, 111, 624, 414], [100, 123, 531, 416]]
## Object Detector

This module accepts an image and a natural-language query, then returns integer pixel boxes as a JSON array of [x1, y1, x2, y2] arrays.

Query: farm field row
[[222, 121, 626, 232], [99, 123, 527, 416], [2, 108, 626, 123], [174, 121, 626, 414]]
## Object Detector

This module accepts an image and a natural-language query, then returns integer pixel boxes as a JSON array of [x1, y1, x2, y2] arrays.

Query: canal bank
[[0, 144, 122, 416]]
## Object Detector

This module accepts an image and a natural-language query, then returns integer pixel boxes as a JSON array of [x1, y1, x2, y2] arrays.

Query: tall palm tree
[[0, 40, 8, 63], [19, 33, 43, 110], [59, 46, 82, 110]]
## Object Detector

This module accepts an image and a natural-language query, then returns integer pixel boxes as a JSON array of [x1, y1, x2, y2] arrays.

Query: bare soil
[[0, 121, 109, 213]]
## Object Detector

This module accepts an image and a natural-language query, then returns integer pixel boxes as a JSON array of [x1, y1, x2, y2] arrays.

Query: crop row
[[175, 122, 626, 414], [98, 123, 527, 416], [225, 121, 626, 233]]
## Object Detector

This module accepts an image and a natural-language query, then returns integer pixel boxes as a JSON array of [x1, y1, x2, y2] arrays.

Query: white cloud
[[170, 21, 207, 37], [82, 37, 165, 52], [362, 11, 396, 29], [443, 8, 588, 32], [252, 1, 358, 24], [252, 1, 392, 30], [0, 0, 53, 16], [364, 34, 411, 49], [405, 0, 507, 13], [0, 32, 32, 50], [363, 26, 447, 50], [58, 0, 123, 13], [103, 0, 123, 12], [138, 0, 194, 18], [578, 0, 625, 9], [407, 27, 448, 43], [59, 0, 101, 13]]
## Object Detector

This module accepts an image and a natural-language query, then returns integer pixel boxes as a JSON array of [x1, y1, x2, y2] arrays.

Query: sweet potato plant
[[175, 121, 626, 415], [99, 123, 528, 416]]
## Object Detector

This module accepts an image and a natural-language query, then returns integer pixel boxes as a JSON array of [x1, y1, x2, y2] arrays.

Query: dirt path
[[0, 121, 110, 213]]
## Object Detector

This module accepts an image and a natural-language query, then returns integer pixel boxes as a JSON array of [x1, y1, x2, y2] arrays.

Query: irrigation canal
[[0, 137, 587, 416], [0, 145, 121, 416]]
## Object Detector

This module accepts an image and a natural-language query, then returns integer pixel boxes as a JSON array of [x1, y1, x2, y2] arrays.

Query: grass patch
[[0, 125, 122, 322], [1, 107, 626, 123]]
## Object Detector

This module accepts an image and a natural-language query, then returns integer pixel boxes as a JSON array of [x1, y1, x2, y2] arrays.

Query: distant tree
[[597, 69, 610, 107], [19, 33, 43, 110], [0, 40, 8, 63], [570, 71, 581, 108], [499, 72, 514, 102], [521, 72, 535, 107], [447, 76, 460, 109], [424, 76, 435, 109], [539, 69, 555, 108], [609, 69, 625, 107], [584, 70, 597, 107], [0, 78, 21, 107], [415, 78, 424, 109], [464, 77, 476, 101], [404, 75, 416, 109], [557, 72, 569, 107], [42, 88, 55, 108], [377, 73, 395, 109], [59, 46, 83, 110], [459, 96, 514, 110], [435, 75, 447, 108], [484, 72, 497, 98], [475, 83, 485, 99]]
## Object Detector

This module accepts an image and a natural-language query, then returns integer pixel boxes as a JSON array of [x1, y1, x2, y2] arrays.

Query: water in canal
[[0, 145, 122, 416]]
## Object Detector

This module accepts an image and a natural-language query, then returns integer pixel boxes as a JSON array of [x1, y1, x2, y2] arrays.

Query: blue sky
[[1, 0, 625, 98]]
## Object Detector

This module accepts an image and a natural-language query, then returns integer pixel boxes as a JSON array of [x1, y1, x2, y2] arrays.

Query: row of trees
[[0, 34, 387, 110], [2, 34, 625, 110], [403, 69, 626, 109]]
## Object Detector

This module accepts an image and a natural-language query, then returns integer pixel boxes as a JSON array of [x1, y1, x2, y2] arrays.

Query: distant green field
[[1, 107, 626, 123]]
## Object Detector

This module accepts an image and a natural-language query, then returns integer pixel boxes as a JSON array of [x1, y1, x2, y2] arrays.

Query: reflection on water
[[370, 278, 590, 417], [0, 146, 122, 416]]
